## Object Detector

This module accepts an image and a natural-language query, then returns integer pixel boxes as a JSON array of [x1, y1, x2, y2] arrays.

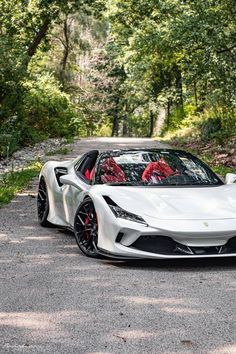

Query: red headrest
[[142, 159, 174, 182], [101, 157, 126, 183]]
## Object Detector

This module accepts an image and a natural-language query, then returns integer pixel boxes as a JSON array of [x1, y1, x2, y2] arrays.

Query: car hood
[[101, 184, 236, 220]]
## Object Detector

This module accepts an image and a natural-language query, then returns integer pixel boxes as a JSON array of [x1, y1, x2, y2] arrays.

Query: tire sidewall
[[37, 177, 50, 227]]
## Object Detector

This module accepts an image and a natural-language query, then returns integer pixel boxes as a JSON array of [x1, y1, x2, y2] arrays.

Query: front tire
[[74, 198, 99, 258], [37, 177, 51, 227]]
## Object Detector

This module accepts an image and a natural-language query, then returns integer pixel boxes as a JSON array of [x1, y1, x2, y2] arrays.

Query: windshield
[[96, 150, 223, 187]]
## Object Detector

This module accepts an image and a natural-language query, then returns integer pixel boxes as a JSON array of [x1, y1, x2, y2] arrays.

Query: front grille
[[130, 235, 236, 256]]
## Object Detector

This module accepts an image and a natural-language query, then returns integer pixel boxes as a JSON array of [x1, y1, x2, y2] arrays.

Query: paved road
[[0, 138, 236, 354]]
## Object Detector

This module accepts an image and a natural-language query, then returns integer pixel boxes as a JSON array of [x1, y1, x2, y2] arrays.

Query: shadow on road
[[104, 257, 236, 272]]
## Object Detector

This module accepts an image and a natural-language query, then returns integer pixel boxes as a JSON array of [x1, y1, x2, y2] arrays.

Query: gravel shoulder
[[0, 138, 236, 354]]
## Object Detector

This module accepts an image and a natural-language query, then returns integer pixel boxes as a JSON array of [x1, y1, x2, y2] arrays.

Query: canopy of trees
[[0, 0, 235, 156]]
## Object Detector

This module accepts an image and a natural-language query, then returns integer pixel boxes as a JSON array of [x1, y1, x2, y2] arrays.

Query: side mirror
[[60, 175, 79, 189], [60, 174, 90, 191], [225, 173, 236, 184]]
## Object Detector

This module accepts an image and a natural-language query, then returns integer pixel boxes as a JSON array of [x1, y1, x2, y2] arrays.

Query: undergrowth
[[0, 161, 42, 207]]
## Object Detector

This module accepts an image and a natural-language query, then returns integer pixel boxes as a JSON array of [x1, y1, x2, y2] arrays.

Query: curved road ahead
[[0, 138, 236, 354]]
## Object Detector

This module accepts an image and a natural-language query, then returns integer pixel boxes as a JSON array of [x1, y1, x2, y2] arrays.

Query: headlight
[[103, 196, 148, 226]]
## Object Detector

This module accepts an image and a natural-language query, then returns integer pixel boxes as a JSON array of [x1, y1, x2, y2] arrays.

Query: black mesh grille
[[130, 235, 236, 256]]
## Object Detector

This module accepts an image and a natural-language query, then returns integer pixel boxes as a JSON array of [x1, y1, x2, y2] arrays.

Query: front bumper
[[97, 212, 236, 259]]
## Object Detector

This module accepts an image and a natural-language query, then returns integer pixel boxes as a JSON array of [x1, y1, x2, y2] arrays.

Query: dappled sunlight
[[0, 232, 8, 241], [0, 312, 57, 331], [63, 244, 77, 249], [112, 329, 156, 340], [208, 344, 236, 354], [116, 296, 185, 305], [76, 276, 102, 282], [25, 236, 56, 241], [23, 226, 40, 230], [114, 295, 209, 315], [0, 259, 12, 264], [161, 307, 207, 315], [0, 309, 95, 340], [25, 254, 53, 265], [87, 352, 112, 354]]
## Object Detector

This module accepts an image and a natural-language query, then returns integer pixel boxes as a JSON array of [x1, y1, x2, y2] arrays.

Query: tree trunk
[[149, 110, 154, 137], [112, 114, 119, 136], [193, 81, 198, 109], [166, 98, 172, 129], [122, 102, 129, 136], [122, 116, 128, 136], [111, 97, 120, 137], [174, 65, 184, 113], [25, 18, 51, 67], [60, 18, 70, 88], [198, 81, 207, 112]]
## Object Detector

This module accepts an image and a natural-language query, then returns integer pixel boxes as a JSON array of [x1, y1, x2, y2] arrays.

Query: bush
[[198, 117, 222, 142], [22, 73, 78, 138], [0, 73, 87, 157], [0, 117, 21, 157], [161, 107, 186, 136]]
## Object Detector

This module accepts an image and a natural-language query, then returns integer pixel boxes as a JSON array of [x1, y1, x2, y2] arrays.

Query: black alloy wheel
[[74, 199, 99, 257], [37, 177, 50, 227]]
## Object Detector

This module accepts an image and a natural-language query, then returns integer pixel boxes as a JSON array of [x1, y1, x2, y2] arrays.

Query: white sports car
[[37, 148, 236, 259]]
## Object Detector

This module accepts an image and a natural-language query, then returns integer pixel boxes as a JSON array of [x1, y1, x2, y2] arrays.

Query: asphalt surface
[[0, 137, 236, 354]]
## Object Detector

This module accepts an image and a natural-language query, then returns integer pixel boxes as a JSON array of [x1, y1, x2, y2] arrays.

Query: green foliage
[[0, 132, 21, 158], [22, 73, 79, 138], [199, 117, 222, 142], [162, 107, 186, 133], [0, 0, 235, 152], [95, 124, 112, 137], [0, 0, 96, 157], [0, 161, 42, 207], [0, 73, 83, 157], [101, 0, 236, 138]]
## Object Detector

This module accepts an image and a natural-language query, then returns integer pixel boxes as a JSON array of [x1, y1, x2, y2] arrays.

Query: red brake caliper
[[84, 212, 90, 241]]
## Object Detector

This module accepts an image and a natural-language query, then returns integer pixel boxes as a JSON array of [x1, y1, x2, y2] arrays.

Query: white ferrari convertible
[[37, 148, 236, 259]]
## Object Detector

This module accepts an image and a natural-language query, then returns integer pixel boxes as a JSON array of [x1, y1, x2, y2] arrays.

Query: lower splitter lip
[[98, 244, 236, 260]]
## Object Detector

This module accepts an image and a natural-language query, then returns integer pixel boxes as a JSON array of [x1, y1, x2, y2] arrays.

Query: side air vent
[[115, 232, 124, 243], [55, 167, 68, 187]]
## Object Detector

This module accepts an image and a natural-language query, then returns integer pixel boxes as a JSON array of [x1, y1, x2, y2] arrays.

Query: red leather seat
[[84, 167, 95, 181], [90, 167, 95, 180], [101, 158, 126, 183], [142, 158, 175, 183], [84, 169, 91, 180]]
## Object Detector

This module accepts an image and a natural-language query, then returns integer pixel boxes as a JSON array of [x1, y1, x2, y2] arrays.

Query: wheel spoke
[[84, 227, 92, 232], [38, 191, 46, 201], [38, 188, 46, 196], [77, 214, 85, 226], [79, 211, 89, 217]]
